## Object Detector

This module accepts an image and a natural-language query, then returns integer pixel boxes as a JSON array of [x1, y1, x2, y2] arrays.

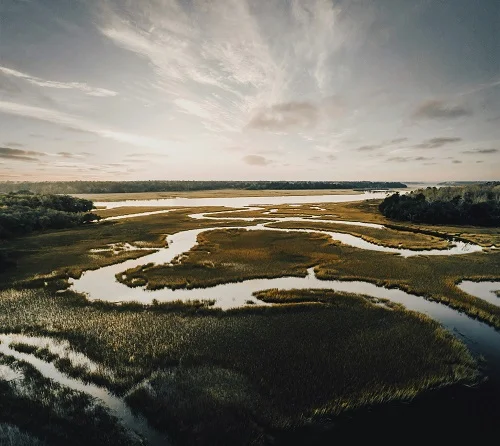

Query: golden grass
[[75, 189, 364, 202], [0, 287, 478, 445], [266, 221, 451, 250], [95, 206, 177, 218], [118, 227, 500, 328], [213, 200, 500, 247], [118, 229, 330, 290], [0, 208, 254, 286]]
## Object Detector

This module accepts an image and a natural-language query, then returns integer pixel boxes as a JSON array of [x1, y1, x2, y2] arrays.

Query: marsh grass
[[0, 423, 47, 446], [266, 221, 451, 250], [118, 229, 332, 290], [0, 208, 255, 287], [0, 353, 140, 446], [314, 247, 500, 328], [117, 227, 500, 328], [125, 290, 477, 444], [0, 287, 479, 444], [215, 200, 500, 247]]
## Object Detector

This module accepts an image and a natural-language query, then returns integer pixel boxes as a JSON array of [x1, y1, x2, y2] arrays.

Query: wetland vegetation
[[1, 187, 499, 444], [0, 287, 478, 445]]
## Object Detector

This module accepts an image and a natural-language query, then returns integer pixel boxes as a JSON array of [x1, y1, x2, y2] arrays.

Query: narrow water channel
[[0, 334, 169, 446], [5, 195, 498, 444]]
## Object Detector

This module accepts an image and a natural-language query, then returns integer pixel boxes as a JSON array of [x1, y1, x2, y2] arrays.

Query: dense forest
[[379, 183, 500, 226], [0, 181, 407, 194], [0, 192, 99, 239]]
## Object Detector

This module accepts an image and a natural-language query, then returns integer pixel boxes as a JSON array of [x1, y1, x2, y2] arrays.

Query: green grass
[[0, 287, 478, 445]]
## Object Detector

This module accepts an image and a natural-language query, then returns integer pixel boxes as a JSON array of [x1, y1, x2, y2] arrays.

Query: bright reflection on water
[[96, 191, 390, 209], [457, 281, 500, 308], [70, 196, 499, 390], [70, 221, 484, 310]]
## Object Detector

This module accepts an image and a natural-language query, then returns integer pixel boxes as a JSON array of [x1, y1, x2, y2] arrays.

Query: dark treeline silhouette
[[0, 192, 100, 239], [379, 183, 500, 226], [0, 180, 407, 194]]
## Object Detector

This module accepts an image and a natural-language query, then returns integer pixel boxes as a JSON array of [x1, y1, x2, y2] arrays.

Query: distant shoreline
[[73, 189, 367, 201]]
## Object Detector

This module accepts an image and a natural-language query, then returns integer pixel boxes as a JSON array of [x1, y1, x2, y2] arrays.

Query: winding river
[[2, 192, 499, 444], [71, 198, 500, 376]]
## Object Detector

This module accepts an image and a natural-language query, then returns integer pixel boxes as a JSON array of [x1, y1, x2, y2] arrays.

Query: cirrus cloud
[[0, 66, 117, 97]]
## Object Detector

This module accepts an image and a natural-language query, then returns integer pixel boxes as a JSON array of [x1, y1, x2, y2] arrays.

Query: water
[[188, 208, 386, 228], [457, 280, 500, 308], [7, 192, 499, 442], [96, 191, 390, 209], [73, 202, 486, 310], [70, 202, 498, 375], [0, 334, 169, 446]]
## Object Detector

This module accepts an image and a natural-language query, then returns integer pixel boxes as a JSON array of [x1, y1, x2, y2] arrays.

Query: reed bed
[[0, 208, 254, 286], [118, 227, 500, 328], [0, 287, 478, 444], [0, 352, 139, 446], [118, 229, 331, 290], [266, 221, 451, 250]]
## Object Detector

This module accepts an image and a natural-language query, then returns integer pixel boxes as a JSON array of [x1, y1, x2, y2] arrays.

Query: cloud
[[413, 100, 472, 120], [452, 160, 462, 164], [0, 101, 169, 149], [463, 148, 498, 154], [0, 66, 117, 97], [247, 101, 318, 131], [309, 153, 336, 163], [99, 0, 351, 137], [3, 141, 24, 147], [247, 96, 344, 132], [356, 145, 380, 152], [0, 146, 45, 162], [126, 152, 169, 158], [389, 138, 408, 144], [243, 155, 272, 166], [387, 157, 408, 163], [387, 156, 433, 163], [54, 151, 88, 159], [415, 137, 462, 149]]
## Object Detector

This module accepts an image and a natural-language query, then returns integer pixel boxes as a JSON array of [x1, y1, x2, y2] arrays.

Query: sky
[[0, 0, 499, 182]]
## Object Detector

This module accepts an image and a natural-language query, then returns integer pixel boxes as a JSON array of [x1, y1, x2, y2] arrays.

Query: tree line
[[379, 183, 500, 226], [0, 192, 100, 239], [0, 180, 407, 195]]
